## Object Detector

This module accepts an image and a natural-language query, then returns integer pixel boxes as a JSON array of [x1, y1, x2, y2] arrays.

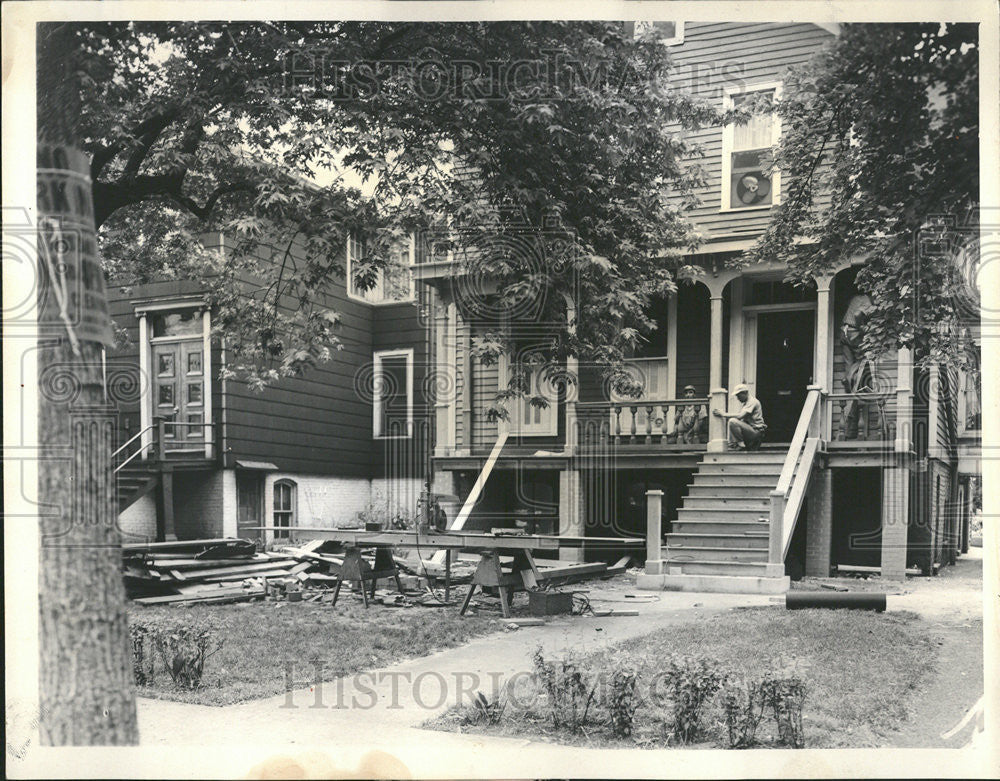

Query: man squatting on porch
[[713, 383, 767, 450]]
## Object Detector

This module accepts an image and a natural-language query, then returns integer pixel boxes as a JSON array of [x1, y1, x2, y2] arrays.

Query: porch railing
[[769, 386, 825, 565], [828, 390, 896, 443], [576, 398, 710, 449], [112, 417, 214, 472]]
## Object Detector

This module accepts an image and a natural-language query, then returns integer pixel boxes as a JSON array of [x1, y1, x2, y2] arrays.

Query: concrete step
[[664, 546, 768, 563], [693, 474, 780, 488], [701, 453, 788, 465], [637, 570, 789, 594], [666, 533, 768, 549], [677, 508, 771, 523], [663, 559, 774, 576], [682, 497, 771, 510], [685, 485, 774, 500], [696, 464, 784, 476], [671, 520, 772, 535]]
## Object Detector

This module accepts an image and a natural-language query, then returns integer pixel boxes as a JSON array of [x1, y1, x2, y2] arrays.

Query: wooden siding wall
[[667, 22, 836, 245], [107, 240, 429, 480]]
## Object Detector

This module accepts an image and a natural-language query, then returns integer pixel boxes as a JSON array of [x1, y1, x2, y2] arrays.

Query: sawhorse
[[331, 546, 403, 608], [459, 548, 541, 618]]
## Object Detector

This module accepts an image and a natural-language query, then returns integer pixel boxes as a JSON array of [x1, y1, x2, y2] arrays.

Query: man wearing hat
[[713, 383, 767, 450], [674, 384, 708, 444]]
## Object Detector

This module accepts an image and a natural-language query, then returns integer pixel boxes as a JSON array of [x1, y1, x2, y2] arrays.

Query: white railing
[[768, 385, 826, 564]]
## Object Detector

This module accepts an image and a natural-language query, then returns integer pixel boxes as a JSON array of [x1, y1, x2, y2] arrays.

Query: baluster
[[645, 405, 654, 445], [629, 405, 638, 443], [614, 404, 622, 444], [837, 399, 847, 440], [861, 399, 870, 440]]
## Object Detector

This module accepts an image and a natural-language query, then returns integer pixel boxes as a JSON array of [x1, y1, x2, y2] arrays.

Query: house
[[108, 231, 431, 546], [412, 21, 980, 592]]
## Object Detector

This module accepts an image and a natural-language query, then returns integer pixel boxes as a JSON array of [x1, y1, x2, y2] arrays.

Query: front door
[[152, 341, 206, 452], [755, 310, 814, 442]]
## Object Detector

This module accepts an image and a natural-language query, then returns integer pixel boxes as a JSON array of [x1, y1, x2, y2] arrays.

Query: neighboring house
[[108, 232, 430, 545], [413, 21, 979, 591]]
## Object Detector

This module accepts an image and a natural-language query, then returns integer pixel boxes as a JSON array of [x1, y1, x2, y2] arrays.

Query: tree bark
[[36, 22, 139, 746]]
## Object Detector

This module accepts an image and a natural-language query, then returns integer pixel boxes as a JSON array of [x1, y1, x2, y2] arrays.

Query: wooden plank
[[133, 588, 265, 605]]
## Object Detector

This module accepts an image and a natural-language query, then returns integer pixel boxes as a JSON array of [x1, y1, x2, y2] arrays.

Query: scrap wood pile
[[122, 537, 455, 607]]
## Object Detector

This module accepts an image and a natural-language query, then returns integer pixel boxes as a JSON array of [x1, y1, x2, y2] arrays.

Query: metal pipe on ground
[[785, 592, 887, 612]]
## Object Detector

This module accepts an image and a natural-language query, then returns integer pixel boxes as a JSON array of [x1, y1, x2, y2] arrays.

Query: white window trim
[[721, 81, 783, 213], [135, 299, 213, 459], [634, 21, 685, 46], [270, 478, 297, 542], [498, 353, 559, 437], [347, 233, 416, 305], [373, 348, 414, 439]]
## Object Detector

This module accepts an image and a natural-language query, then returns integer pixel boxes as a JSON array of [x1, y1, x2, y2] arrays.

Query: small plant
[[129, 624, 154, 686], [721, 674, 769, 748], [658, 655, 724, 744], [466, 684, 509, 726], [353, 503, 413, 530], [532, 646, 598, 733], [133, 620, 222, 690], [762, 674, 807, 748], [606, 657, 640, 738]]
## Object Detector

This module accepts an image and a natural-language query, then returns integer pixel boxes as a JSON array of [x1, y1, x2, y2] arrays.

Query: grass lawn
[[129, 600, 499, 706], [428, 607, 942, 749]]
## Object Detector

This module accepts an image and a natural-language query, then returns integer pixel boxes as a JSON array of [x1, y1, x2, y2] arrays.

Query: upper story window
[[633, 21, 685, 46], [347, 234, 415, 304], [373, 348, 414, 439], [722, 84, 782, 211]]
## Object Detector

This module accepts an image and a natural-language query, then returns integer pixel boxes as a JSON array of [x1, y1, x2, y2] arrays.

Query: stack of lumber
[[123, 538, 311, 605]]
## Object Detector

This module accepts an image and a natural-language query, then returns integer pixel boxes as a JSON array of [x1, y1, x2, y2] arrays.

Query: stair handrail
[[768, 386, 826, 565], [112, 424, 157, 474]]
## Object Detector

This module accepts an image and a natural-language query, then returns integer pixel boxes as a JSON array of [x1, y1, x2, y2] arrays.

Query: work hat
[[733, 383, 750, 395], [683, 384, 696, 393]]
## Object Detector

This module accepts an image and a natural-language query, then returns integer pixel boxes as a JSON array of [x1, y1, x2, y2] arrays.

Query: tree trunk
[[36, 22, 139, 745]]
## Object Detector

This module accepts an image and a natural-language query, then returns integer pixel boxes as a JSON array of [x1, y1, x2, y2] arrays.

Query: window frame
[[721, 81, 783, 213], [372, 348, 415, 439], [633, 21, 685, 46], [346, 233, 416, 305], [499, 352, 560, 437], [272, 479, 297, 541]]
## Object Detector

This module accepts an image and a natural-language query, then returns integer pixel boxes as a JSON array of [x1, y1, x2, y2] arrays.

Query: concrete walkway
[[134, 552, 993, 778]]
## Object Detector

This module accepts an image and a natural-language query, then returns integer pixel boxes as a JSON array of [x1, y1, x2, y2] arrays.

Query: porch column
[[708, 284, 728, 452], [137, 311, 151, 459], [814, 275, 832, 391], [645, 489, 665, 575], [558, 468, 585, 563], [805, 467, 833, 576], [880, 465, 909, 580], [895, 347, 913, 452], [433, 296, 455, 458]]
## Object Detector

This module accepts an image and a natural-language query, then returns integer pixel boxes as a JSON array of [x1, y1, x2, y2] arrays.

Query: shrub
[[532, 646, 598, 732], [721, 675, 769, 748], [605, 658, 640, 738], [762, 674, 807, 748], [466, 684, 509, 726], [130, 619, 222, 690], [129, 624, 154, 686], [657, 655, 724, 744]]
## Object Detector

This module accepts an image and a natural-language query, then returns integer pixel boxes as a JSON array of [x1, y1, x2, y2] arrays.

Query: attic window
[[633, 21, 685, 46]]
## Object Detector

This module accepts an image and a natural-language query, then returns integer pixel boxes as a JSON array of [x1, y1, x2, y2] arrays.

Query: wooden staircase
[[655, 450, 791, 593], [116, 464, 160, 514]]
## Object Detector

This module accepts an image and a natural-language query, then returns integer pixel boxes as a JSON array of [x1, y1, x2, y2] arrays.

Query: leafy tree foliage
[[70, 21, 724, 391], [747, 23, 979, 369]]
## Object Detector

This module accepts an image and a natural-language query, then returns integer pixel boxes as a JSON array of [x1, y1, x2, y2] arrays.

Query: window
[[347, 234, 415, 304], [273, 480, 296, 540], [373, 349, 414, 438], [722, 85, 781, 211], [500, 353, 559, 437], [633, 21, 684, 46]]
